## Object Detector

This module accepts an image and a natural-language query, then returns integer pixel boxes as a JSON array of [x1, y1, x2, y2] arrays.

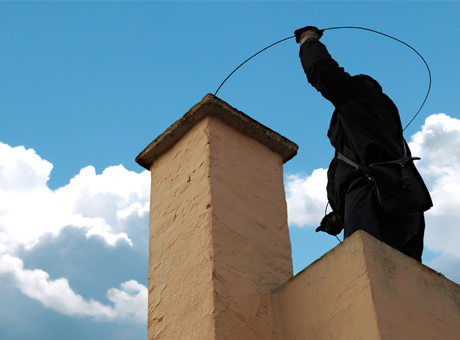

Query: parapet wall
[[273, 230, 460, 340]]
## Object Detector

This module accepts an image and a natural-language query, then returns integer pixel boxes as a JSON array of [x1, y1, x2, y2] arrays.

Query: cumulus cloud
[[408, 114, 460, 260], [0, 142, 150, 250], [285, 169, 328, 227], [0, 143, 53, 193], [106, 280, 148, 323], [0, 142, 150, 322], [0, 254, 147, 323]]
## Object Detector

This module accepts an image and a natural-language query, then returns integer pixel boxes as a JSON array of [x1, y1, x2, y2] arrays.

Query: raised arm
[[296, 27, 357, 106]]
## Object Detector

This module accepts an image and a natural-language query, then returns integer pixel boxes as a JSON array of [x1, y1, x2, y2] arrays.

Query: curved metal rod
[[214, 26, 431, 131]]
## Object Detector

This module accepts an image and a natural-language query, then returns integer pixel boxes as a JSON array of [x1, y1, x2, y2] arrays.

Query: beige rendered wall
[[208, 117, 293, 339], [148, 117, 215, 339], [364, 232, 460, 340], [146, 112, 294, 340], [272, 231, 460, 340], [272, 231, 381, 340]]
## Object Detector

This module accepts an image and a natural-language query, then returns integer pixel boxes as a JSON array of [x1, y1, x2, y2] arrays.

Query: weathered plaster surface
[[148, 117, 215, 339], [364, 233, 460, 340], [272, 231, 380, 340], [272, 231, 460, 340], [143, 95, 296, 339], [208, 117, 293, 339]]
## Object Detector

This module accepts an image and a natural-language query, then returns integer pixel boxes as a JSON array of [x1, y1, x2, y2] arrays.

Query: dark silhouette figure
[[295, 26, 431, 261]]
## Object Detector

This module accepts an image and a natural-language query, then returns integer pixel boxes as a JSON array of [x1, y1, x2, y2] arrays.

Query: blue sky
[[1, 2, 460, 339]]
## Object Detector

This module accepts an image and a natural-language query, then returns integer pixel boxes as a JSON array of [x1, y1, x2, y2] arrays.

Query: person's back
[[295, 26, 429, 261]]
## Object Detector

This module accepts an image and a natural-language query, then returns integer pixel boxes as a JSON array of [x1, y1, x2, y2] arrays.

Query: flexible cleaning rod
[[214, 26, 431, 131]]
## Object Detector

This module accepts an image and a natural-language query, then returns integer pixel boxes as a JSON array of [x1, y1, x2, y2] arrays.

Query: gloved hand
[[316, 212, 343, 236], [294, 26, 324, 44]]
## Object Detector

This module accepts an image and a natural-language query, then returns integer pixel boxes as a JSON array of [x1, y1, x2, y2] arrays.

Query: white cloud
[[285, 168, 328, 227], [0, 143, 150, 250], [85, 224, 132, 248], [0, 254, 147, 323], [0, 143, 52, 193], [117, 202, 149, 220], [106, 280, 148, 323], [408, 114, 460, 261], [0, 142, 150, 322]]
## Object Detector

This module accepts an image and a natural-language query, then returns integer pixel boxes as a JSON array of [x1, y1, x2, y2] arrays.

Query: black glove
[[316, 212, 343, 236], [294, 26, 324, 44]]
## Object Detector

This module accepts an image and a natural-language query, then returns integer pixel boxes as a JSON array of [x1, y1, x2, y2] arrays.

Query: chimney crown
[[136, 94, 298, 169]]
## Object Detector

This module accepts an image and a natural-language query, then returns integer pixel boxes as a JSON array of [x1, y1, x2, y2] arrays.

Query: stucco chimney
[[136, 94, 298, 339]]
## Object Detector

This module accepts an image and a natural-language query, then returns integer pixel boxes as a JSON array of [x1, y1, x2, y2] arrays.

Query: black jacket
[[299, 38, 409, 214]]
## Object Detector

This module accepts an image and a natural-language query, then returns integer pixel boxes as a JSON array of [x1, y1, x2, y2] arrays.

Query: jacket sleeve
[[299, 38, 357, 106]]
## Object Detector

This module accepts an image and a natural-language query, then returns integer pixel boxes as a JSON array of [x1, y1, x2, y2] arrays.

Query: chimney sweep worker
[[295, 26, 432, 261]]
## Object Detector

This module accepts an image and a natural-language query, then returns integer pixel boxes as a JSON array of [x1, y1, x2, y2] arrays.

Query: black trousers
[[343, 176, 425, 261]]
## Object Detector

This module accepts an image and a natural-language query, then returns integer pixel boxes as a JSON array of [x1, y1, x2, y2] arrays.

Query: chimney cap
[[136, 94, 298, 170]]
